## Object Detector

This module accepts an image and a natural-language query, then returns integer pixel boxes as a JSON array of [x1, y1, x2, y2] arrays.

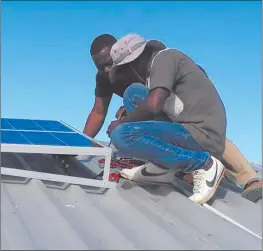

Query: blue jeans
[[111, 83, 211, 173]]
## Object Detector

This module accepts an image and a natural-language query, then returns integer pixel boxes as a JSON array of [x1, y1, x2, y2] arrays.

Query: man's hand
[[115, 106, 127, 120], [107, 120, 123, 136]]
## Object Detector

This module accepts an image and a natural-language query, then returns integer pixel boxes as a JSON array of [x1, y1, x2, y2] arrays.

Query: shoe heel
[[199, 166, 225, 205]]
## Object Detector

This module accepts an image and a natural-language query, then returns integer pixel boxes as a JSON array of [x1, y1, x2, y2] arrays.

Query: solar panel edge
[[1, 129, 95, 147], [1, 117, 61, 122], [1, 118, 75, 132], [1, 118, 104, 148]]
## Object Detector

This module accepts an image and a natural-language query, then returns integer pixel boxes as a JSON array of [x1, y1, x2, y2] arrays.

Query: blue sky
[[2, 1, 262, 163]]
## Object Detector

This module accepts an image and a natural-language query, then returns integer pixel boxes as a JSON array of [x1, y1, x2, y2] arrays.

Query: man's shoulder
[[96, 71, 104, 81], [151, 48, 203, 80], [95, 71, 113, 97], [150, 48, 188, 68], [96, 71, 110, 84], [155, 48, 190, 60], [95, 71, 100, 82]]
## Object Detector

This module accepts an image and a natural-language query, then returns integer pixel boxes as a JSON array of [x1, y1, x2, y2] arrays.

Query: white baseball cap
[[109, 34, 166, 83]]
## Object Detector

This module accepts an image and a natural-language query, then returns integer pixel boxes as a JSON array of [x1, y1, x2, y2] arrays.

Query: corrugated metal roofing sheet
[[1, 151, 262, 250]]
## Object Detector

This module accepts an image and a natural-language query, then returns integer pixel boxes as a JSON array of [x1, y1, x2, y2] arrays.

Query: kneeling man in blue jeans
[[107, 34, 226, 205]]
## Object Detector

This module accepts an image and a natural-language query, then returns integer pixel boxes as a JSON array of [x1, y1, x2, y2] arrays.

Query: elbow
[[90, 108, 107, 121], [92, 106, 107, 117]]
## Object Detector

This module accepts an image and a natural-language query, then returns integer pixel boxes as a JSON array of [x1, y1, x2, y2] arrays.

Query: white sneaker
[[189, 156, 225, 204], [120, 162, 176, 185]]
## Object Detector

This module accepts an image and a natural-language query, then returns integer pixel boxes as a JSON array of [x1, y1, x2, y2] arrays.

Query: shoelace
[[192, 170, 206, 193]]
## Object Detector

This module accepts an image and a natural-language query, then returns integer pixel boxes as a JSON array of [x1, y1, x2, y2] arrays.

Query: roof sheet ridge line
[[203, 203, 262, 240]]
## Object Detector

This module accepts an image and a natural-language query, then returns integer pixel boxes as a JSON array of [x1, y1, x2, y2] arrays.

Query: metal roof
[[1, 150, 262, 250]]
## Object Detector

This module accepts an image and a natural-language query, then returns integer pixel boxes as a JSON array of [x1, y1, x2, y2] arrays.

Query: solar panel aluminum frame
[[1, 120, 116, 189]]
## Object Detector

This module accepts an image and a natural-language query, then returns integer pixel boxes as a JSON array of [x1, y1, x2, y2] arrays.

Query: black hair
[[90, 34, 117, 56]]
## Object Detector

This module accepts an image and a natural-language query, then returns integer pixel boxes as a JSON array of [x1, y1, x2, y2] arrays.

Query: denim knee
[[110, 123, 128, 151], [123, 83, 148, 112], [123, 83, 148, 99]]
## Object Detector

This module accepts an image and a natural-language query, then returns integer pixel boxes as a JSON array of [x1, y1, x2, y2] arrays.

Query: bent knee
[[110, 123, 129, 150], [123, 83, 148, 100]]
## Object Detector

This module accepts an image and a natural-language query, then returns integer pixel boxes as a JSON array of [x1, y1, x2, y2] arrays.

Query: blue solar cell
[[33, 120, 74, 132], [1, 119, 13, 130], [4, 118, 44, 131], [1, 130, 31, 144], [1, 118, 101, 148], [52, 132, 93, 147], [20, 131, 67, 146]]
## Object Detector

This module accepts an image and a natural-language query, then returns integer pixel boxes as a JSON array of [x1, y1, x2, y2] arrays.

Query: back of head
[[90, 34, 117, 56]]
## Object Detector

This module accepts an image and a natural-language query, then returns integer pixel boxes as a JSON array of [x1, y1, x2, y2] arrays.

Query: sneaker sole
[[241, 187, 263, 203], [119, 172, 173, 186], [197, 167, 225, 205]]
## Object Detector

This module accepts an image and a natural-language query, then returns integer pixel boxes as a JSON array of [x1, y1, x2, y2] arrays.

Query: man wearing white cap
[[84, 33, 262, 204], [107, 34, 228, 204]]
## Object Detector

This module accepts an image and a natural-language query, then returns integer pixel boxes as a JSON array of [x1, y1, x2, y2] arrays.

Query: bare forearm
[[121, 102, 156, 123], [121, 88, 169, 124], [83, 111, 106, 138]]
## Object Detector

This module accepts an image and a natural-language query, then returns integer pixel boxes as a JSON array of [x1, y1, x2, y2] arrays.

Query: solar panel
[[1, 118, 99, 147], [1, 118, 74, 132], [1, 117, 114, 189]]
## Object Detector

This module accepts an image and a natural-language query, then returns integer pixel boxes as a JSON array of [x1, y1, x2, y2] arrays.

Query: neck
[[131, 48, 153, 82], [132, 46, 163, 82]]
